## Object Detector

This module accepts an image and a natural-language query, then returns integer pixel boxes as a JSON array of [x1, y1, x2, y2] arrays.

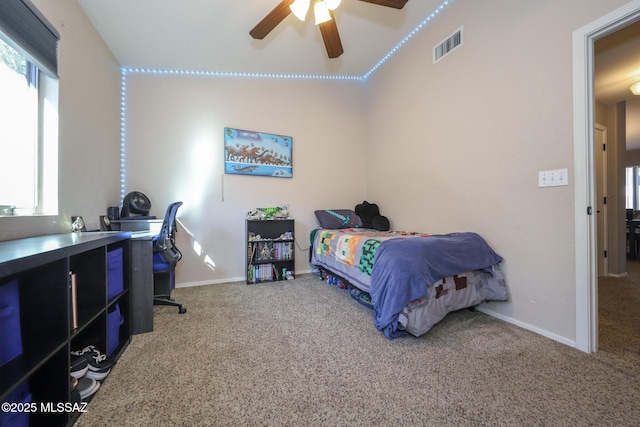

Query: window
[[626, 166, 640, 210], [0, 39, 39, 213], [0, 0, 59, 216]]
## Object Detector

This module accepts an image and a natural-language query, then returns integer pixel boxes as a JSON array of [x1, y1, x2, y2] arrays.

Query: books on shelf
[[247, 263, 277, 284], [247, 262, 294, 284], [248, 241, 294, 262]]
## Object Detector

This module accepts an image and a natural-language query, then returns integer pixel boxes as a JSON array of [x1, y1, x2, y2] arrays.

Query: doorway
[[573, 0, 640, 353], [595, 124, 608, 277]]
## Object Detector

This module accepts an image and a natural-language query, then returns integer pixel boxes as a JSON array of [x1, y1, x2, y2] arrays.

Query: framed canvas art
[[224, 127, 292, 178]]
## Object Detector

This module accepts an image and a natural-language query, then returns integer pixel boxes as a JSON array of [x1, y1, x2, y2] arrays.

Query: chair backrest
[[154, 201, 183, 268]]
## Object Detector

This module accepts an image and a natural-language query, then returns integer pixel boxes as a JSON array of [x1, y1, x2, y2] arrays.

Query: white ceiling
[[75, 0, 447, 77], [594, 19, 640, 105]]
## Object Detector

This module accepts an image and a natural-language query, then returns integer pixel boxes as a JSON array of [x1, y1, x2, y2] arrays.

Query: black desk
[[627, 219, 640, 259], [114, 220, 161, 334]]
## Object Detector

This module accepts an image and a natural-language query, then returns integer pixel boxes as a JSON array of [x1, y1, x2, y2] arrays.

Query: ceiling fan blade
[[318, 11, 344, 58], [357, 0, 408, 9], [250, 0, 295, 39]]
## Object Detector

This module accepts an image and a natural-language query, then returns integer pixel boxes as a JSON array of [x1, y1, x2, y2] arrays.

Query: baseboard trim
[[477, 306, 577, 349], [176, 269, 315, 289], [176, 277, 244, 288], [605, 272, 628, 278]]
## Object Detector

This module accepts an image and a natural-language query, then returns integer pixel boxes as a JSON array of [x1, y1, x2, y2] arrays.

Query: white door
[[595, 124, 608, 277]]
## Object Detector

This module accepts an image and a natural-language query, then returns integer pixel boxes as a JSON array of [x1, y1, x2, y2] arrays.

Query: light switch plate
[[539, 168, 568, 187]]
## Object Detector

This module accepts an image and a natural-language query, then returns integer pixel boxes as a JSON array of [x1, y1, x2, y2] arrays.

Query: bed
[[310, 210, 508, 339]]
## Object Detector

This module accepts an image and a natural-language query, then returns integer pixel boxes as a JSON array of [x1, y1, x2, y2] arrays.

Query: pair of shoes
[[77, 377, 100, 400], [70, 345, 114, 382]]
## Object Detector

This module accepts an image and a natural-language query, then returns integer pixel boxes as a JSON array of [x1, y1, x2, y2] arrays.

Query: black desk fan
[[120, 191, 151, 218]]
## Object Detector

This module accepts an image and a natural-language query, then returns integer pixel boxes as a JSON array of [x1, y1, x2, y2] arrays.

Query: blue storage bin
[[0, 381, 31, 427], [0, 279, 22, 367], [107, 303, 124, 357], [107, 248, 124, 300]]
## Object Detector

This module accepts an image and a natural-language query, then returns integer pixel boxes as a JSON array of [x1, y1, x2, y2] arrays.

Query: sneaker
[[77, 377, 100, 400], [70, 355, 88, 379], [85, 365, 111, 381], [86, 351, 114, 371], [73, 345, 115, 371], [70, 345, 98, 357]]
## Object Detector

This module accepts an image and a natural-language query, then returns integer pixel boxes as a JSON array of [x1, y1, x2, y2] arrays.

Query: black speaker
[[107, 206, 120, 220]]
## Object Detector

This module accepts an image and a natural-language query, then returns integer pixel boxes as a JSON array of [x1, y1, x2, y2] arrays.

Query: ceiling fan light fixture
[[631, 81, 640, 96], [324, 0, 342, 10], [290, 0, 310, 21], [314, 1, 332, 25]]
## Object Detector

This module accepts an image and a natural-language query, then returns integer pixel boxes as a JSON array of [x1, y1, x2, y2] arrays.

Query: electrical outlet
[[538, 168, 568, 187]]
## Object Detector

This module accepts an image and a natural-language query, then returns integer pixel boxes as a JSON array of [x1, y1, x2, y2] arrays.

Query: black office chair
[[153, 201, 186, 314]]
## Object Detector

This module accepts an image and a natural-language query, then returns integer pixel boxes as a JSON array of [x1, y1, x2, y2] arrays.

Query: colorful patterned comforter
[[310, 228, 504, 338], [311, 228, 428, 293]]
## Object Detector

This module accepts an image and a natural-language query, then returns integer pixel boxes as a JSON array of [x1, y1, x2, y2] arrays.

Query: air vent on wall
[[433, 27, 463, 64]]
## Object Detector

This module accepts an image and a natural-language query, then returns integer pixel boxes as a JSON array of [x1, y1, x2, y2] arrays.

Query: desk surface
[[130, 230, 157, 239], [112, 219, 163, 233], [113, 216, 157, 221], [111, 219, 162, 225]]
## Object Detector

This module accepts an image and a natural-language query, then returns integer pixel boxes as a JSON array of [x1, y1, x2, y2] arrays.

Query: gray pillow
[[314, 209, 363, 229]]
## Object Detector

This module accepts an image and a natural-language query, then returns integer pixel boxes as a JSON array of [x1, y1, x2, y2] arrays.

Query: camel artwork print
[[224, 127, 293, 178]]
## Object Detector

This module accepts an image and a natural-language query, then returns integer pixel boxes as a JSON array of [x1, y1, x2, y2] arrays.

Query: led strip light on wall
[[120, 68, 127, 199], [363, 0, 450, 79], [120, 0, 452, 197]]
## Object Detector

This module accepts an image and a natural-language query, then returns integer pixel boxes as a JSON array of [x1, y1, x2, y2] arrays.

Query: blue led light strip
[[120, 68, 127, 200], [122, 68, 363, 80], [362, 0, 451, 79]]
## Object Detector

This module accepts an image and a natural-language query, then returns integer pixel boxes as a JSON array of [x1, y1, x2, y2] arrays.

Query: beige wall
[[123, 74, 366, 283], [626, 148, 640, 166], [364, 0, 630, 343], [0, 0, 122, 240]]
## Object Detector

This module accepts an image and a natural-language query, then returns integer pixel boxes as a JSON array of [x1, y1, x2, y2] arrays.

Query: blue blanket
[[369, 232, 503, 339]]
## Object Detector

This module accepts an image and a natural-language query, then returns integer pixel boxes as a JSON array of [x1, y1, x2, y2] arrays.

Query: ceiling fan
[[250, 0, 408, 59]]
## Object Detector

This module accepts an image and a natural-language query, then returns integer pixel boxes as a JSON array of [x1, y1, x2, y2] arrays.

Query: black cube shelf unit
[[246, 219, 295, 284], [0, 232, 131, 427]]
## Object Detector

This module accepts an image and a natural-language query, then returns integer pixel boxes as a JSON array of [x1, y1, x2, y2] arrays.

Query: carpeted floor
[[74, 268, 640, 426], [596, 259, 640, 374]]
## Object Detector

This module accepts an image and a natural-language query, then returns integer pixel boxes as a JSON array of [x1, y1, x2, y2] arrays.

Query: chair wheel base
[[154, 296, 186, 314]]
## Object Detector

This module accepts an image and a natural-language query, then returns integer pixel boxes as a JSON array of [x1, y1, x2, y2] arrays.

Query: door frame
[[573, 0, 640, 353]]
